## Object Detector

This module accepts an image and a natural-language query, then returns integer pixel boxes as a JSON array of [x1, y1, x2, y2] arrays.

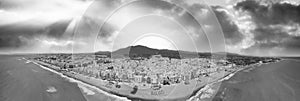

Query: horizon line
[[0, 45, 294, 57]]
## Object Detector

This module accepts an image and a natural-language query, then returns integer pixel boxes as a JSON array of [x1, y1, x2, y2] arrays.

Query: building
[[134, 75, 143, 83]]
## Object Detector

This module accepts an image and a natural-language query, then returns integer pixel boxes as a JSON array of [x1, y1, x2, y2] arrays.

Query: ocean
[[212, 59, 300, 101], [0, 55, 87, 101]]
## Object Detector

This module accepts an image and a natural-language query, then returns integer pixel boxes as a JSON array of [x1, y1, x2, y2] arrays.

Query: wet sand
[[0, 55, 86, 101]]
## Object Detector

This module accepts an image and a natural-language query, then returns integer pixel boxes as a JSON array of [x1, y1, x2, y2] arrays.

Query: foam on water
[[46, 86, 57, 93], [188, 69, 245, 101], [220, 73, 235, 82], [78, 84, 95, 95], [31, 69, 38, 72], [25, 60, 31, 64], [187, 83, 213, 101]]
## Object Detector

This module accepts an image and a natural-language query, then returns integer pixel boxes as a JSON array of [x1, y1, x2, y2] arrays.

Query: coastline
[[187, 61, 269, 101], [28, 59, 130, 101], [33, 59, 219, 101], [27, 58, 275, 101], [0, 56, 87, 101], [211, 59, 300, 101]]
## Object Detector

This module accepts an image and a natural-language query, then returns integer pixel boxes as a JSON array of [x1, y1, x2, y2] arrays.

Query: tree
[[131, 85, 138, 94], [146, 77, 151, 84], [163, 80, 170, 85]]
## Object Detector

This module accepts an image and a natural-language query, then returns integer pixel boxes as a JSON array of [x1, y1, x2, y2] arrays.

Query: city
[[29, 46, 280, 100]]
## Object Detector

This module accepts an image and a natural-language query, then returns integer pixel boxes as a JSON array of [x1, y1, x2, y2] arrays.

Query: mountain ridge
[[96, 45, 240, 59]]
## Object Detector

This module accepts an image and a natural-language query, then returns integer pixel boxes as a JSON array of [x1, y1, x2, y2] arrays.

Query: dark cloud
[[99, 22, 118, 38], [212, 6, 244, 45], [252, 26, 290, 42], [72, 15, 120, 46], [0, 36, 24, 48], [96, 0, 190, 39], [0, 19, 71, 49], [165, 0, 245, 45], [243, 36, 300, 56], [283, 36, 300, 49], [140, 0, 244, 45], [46, 20, 72, 38], [0, 0, 20, 10], [236, 0, 300, 56], [235, 0, 300, 26], [76, 15, 117, 39]]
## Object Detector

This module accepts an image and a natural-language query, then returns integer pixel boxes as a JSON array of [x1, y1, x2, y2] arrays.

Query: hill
[[95, 45, 239, 59]]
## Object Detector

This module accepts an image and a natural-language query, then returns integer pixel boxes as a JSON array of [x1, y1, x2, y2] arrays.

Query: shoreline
[[187, 61, 270, 101], [28, 59, 130, 101], [210, 59, 299, 101], [33, 59, 217, 101], [27, 58, 275, 101]]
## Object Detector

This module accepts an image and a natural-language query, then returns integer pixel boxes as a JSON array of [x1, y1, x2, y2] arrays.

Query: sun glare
[[133, 35, 176, 50]]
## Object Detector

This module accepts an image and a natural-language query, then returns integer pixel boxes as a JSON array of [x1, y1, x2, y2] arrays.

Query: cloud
[[166, 0, 245, 49], [1, 0, 299, 56], [242, 36, 300, 56], [211, 6, 244, 45], [0, 19, 72, 52], [0, 36, 25, 49], [235, 0, 300, 26], [0, 0, 94, 53], [93, 0, 208, 45], [235, 0, 300, 56], [100, 0, 245, 52], [0, 0, 92, 25], [0, 0, 126, 53]]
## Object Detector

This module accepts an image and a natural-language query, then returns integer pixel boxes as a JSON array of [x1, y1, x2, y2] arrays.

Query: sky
[[0, 0, 300, 56]]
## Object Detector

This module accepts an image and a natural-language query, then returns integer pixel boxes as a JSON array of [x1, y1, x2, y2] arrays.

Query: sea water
[[212, 59, 300, 101], [0, 55, 86, 101]]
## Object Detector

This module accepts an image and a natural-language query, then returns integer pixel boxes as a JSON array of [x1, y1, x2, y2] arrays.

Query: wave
[[78, 84, 96, 95], [46, 86, 57, 93]]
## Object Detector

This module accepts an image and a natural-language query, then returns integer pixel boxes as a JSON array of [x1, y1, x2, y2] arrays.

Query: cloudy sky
[[0, 0, 300, 56]]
